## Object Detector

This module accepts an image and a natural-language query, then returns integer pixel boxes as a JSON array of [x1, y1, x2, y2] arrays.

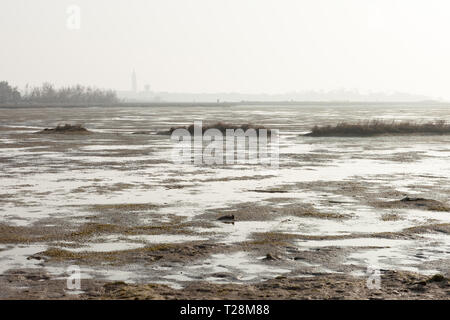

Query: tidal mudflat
[[0, 104, 449, 299]]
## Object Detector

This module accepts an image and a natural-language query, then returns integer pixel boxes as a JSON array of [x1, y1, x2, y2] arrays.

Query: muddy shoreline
[[1, 268, 448, 300], [1, 105, 450, 299]]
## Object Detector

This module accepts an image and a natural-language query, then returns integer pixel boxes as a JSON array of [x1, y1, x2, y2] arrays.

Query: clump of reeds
[[159, 122, 272, 135], [36, 123, 90, 134], [304, 120, 450, 137]]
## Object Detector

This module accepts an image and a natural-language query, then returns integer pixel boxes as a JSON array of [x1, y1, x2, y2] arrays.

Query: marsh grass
[[159, 121, 271, 135], [37, 244, 178, 262], [36, 123, 90, 134], [305, 120, 450, 137], [89, 203, 160, 212]]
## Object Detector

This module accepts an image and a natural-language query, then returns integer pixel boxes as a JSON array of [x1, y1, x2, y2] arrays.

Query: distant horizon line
[[2, 80, 442, 101], [1, 100, 448, 109]]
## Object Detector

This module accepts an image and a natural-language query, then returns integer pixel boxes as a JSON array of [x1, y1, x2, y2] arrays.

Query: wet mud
[[0, 104, 449, 299]]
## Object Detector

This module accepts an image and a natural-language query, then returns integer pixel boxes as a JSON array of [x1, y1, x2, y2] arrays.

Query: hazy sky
[[2, 0, 450, 98]]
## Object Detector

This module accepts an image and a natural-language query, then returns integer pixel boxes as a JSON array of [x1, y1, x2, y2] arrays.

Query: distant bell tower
[[131, 69, 137, 92]]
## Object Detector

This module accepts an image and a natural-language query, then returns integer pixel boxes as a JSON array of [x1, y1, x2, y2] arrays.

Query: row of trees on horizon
[[0, 81, 119, 104]]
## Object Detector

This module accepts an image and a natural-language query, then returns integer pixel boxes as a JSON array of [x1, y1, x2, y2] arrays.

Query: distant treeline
[[0, 81, 119, 104]]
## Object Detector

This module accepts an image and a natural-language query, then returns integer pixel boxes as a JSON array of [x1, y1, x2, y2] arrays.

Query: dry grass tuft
[[36, 123, 90, 134], [305, 120, 450, 137], [158, 122, 272, 136]]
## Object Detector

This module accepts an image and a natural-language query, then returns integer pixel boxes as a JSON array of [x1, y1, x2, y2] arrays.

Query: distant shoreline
[[0, 100, 448, 109]]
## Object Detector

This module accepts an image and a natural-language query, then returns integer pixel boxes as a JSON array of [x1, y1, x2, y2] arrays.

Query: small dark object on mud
[[400, 196, 427, 202], [157, 122, 272, 136], [218, 214, 235, 222], [304, 120, 450, 137], [263, 253, 280, 261], [36, 124, 90, 134], [428, 274, 446, 283], [132, 131, 152, 135], [293, 256, 305, 261], [375, 196, 450, 212], [249, 189, 289, 193]]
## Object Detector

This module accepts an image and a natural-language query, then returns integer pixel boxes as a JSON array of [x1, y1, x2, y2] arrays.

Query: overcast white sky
[[1, 0, 450, 98]]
